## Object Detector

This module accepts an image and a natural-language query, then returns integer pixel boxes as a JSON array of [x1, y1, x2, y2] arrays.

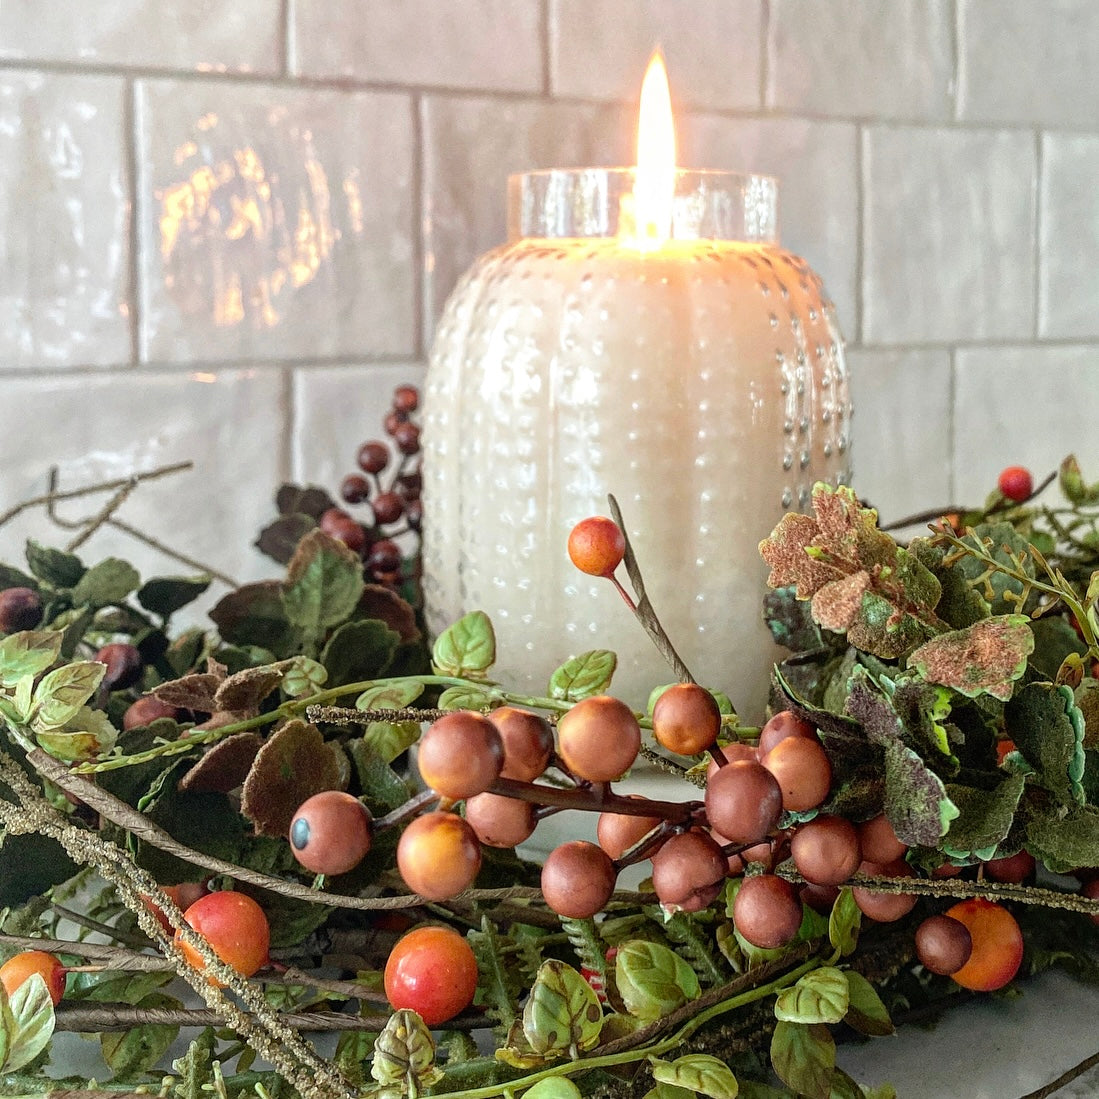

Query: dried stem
[[1017, 1049, 1099, 1099]]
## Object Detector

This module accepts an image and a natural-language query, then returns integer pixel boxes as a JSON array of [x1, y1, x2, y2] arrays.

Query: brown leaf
[[240, 719, 346, 837], [152, 672, 223, 713], [811, 571, 871, 633], [910, 616, 1034, 702], [214, 661, 294, 714], [759, 513, 838, 596], [358, 584, 421, 644], [179, 732, 264, 794]]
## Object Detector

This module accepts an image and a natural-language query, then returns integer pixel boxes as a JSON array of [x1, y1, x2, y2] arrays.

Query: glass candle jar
[[421, 169, 851, 719]]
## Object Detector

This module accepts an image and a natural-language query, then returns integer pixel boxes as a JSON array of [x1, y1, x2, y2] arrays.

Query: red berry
[[0, 950, 66, 1006], [944, 898, 1023, 991], [567, 517, 625, 578], [340, 474, 372, 504], [384, 926, 477, 1026], [123, 696, 181, 730], [358, 441, 390, 475], [367, 539, 402, 575], [0, 587, 43, 633], [175, 892, 270, 982], [289, 791, 373, 875], [94, 642, 144, 690], [393, 422, 421, 455], [997, 465, 1033, 503], [392, 385, 420, 413], [373, 491, 405, 525]]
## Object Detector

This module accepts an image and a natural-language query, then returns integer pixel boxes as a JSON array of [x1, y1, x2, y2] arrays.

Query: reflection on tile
[[681, 114, 859, 335], [863, 126, 1036, 343], [293, 0, 542, 92], [137, 81, 415, 362], [291, 362, 427, 490], [955, 345, 1099, 501], [0, 72, 131, 368], [845, 348, 952, 519], [0, 0, 281, 73], [549, 0, 762, 109], [0, 369, 286, 616], [768, 0, 953, 120], [421, 95, 631, 341], [1039, 133, 1099, 339]]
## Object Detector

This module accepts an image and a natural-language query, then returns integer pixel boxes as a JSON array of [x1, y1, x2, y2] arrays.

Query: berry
[[541, 840, 617, 918], [790, 815, 861, 887], [757, 710, 817, 755], [405, 499, 423, 532], [651, 683, 721, 756], [915, 914, 973, 976], [396, 471, 423, 500], [733, 874, 803, 950], [597, 798, 665, 859], [0, 950, 66, 1006], [384, 410, 409, 435], [393, 422, 421, 455], [94, 642, 144, 690], [651, 830, 727, 913], [857, 814, 907, 865], [760, 736, 832, 813], [357, 441, 390, 475], [397, 812, 482, 900], [366, 539, 402, 576], [489, 707, 554, 781], [984, 850, 1036, 884], [392, 385, 420, 413], [384, 926, 477, 1026], [997, 465, 1033, 503], [289, 791, 373, 875], [372, 491, 405, 525], [175, 892, 270, 981], [417, 711, 504, 799], [851, 859, 917, 923], [556, 695, 640, 782], [464, 792, 536, 848], [944, 898, 1024, 991], [704, 759, 783, 845], [320, 508, 367, 554], [567, 517, 626, 578], [340, 473, 372, 505], [143, 882, 210, 934], [122, 696, 181, 731], [0, 587, 42, 633]]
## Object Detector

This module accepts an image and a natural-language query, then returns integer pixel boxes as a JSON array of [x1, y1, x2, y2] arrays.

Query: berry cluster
[[320, 384, 423, 585]]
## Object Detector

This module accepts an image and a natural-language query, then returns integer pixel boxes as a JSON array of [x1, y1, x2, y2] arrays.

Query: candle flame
[[634, 50, 676, 249]]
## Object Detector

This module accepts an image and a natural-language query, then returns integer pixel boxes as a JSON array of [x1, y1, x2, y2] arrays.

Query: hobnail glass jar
[[421, 168, 851, 719]]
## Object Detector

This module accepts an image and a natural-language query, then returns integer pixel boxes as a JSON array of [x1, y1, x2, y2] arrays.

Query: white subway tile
[[0, 368, 285, 607], [135, 81, 415, 363], [682, 114, 859, 336], [421, 95, 632, 341], [954, 345, 1099, 501], [0, 0, 281, 73], [291, 362, 426, 490], [1039, 133, 1099, 339], [863, 126, 1037, 344], [549, 0, 762, 109], [768, 0, 954, 120], [959, 0, 1099, 128], [292, 0, 542, 92], [0, 72, 131, 369], [845, 348, 952, 520]]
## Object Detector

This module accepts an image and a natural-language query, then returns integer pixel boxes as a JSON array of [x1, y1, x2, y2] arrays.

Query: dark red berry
[[123, 696, 181, 731], [405, 500, 423, 532], [367, 539, 402, 574], [384, 410, 409, 435], [997, 466, 1033, 503], [340, 474, 372, 505], [373, 492, 405, 526], [0, 587, 43, 633], [320, 508, 366, 553], [94, 643, 144, 690], [392, 385, 419, 413], [358, 441, 390, 475], [393, 422, 421, 456], [396, 471, 422, 500]]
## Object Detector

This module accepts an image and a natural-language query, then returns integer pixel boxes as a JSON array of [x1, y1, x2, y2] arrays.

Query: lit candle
[[422, 54, 851, 719]]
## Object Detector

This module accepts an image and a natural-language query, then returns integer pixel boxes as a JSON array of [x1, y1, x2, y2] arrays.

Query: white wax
[[422, 237, 850, 721]]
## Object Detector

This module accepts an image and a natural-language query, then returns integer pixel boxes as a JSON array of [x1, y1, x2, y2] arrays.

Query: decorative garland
[[0, 410, 1098, 1099]]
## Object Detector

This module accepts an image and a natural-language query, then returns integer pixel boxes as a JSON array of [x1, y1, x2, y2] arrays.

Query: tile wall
[[0, 0, 1096, 600]]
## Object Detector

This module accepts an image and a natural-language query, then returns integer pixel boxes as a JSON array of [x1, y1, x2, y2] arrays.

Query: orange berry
[[567, 516, 625, 578], [944, 898, 1024, 991], [0, 950, 65, 1006], [174, 891, 270, 983], [652, 683, 721, 756]]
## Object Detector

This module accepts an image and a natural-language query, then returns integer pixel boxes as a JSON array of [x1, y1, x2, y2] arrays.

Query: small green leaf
[[3, 971, 53, 1072], [1060, 455, 1099, 506], [210, 581, 299, 657], [615, 939, 700, 1021], [348, 740, 412, 813], [100, 992, 179, 1077], [774, 967, 848, 1025], [1027, 804, 1099, 873], [432, 611, 496, 680], [371, 1008, 443, 1090], [770, 1020, 835, 1099], [524, 1079, 584, 1099], [137, 575, 212, 618], [0, 980, 14, 1071], [32, 660, 105, 729], [842, 971, 893, 1037], [523, 960, 603, 1057], [909, 616, 1033, 702], [650, 1054, 739, 1099], [320, 619, 400, 687], [942, 775, 1026, 859], [549, 650, 617, 701], [0, 630, 63, 688], [281, 530, 365, 637], [828, 888, 860, 958], [35, 705, 118, 761], [1007, 682, 1086, 807], [362, 721, 421, 764], [356, 680, 425, 710], [438, 684, 495, 711], [25, 540, 84, 588], [71, 557, 141, 607]]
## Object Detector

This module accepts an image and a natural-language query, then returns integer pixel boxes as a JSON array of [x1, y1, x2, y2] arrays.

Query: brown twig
[[52, 1004, 401, 1033], [1016, 1050, 1099, 1098], [105, 515, 239, 588]]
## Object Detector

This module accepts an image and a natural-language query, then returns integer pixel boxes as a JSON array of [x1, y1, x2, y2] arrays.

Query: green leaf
[[523, 960, 603, 1057], [100, 992, 179, 1078], [0, 833, 79, 908], [774, 967, 848, 1025], [524, 1079, 584, 1099], [25, 540, 85, 588], [432, 611, 496, 680], [0, 629, 63, 688], [828, 888, 860, 958], [281, 530, 365, 637], [32, 660, 105, 729], [650, 1054, 739, 1099], [348, 739, 412, 813], [210, 580, 299, 658], [0, 981, 13, 1071], [362, 721, 421, 764], [255, 513, 318, 565], [3, 971, 54, 1072], [942, 775, 1026, 860], [770, 1020, 835, 1099], [35, 705, 118, 761], [357, 680, 425, 710], [137, 575, 211, 618], [320, 619, 400, 687], [842, 970, 893, 1037], [1007, 682, 1086, 806], [1059, 455, 1099, 506], [909, 616, 1033, 702], [438, 684, 495, 710], [371, 1008, 443, 1090], [1027, 804, 1099, 873], [549, 650, 617, 701], [615, 939, 700, 1021], [71, 557, 140, 607]]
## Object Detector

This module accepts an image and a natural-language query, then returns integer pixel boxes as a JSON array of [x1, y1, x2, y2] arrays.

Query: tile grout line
[[280, 0, 294, 77], [411, 93, 426, 362], [1033, 129, 1044, 342], [759, 0, 771, 109], [854, 123, 867, 347], [540, 0, 554, 98], [122, 78, 142, 367]]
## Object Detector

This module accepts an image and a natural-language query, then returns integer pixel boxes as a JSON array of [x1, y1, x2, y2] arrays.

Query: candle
[[421, 55, 851, 719]]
